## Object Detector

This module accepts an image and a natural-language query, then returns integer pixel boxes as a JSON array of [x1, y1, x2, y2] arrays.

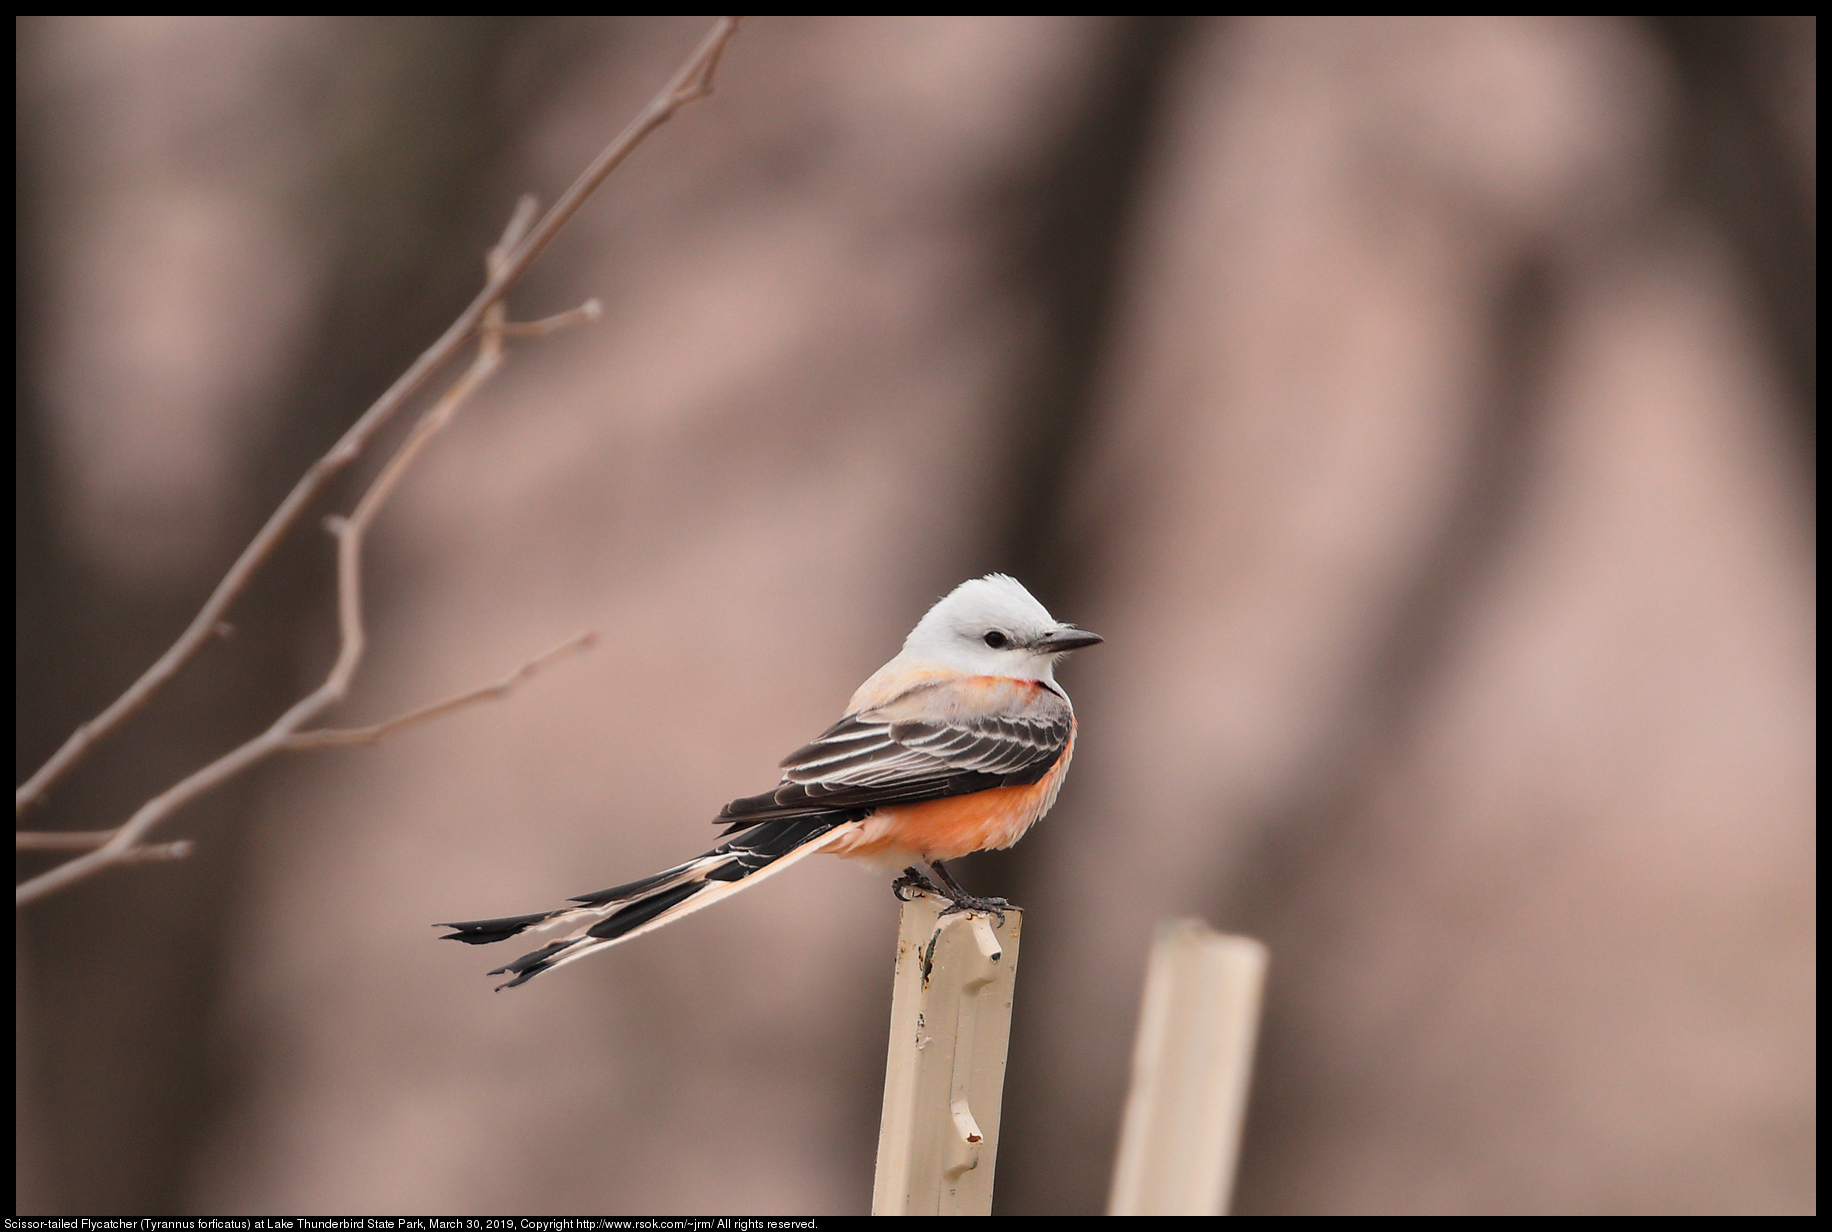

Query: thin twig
[[502, 299, 603, 336], [114, 841, 196, 865], [16, 18, 742, 904], [16, 16, 743, 818], [17, 301, 502, 906], [16, 832, 193, 863], [283, 631, 597, 750], [16, 633, 594, 850], [15, 831, 116, 850]]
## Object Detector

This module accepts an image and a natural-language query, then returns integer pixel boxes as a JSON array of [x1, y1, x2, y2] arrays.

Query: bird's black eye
[[983, 630, 1009, 649]]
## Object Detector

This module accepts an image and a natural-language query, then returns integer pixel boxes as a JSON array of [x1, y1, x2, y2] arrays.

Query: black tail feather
[[490, 940, 580, 990], [436, 910, 561, 945], [445, 810, 859, 988], [487, 939, 577, 977], [567, 862, 695, 906], [719, 799, 872, 837], [586, 879, 705, 940]]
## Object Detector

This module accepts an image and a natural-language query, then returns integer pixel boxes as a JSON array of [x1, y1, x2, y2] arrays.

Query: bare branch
[[16, 17, 744, 904], [115, 841, 196, 865], [284, 632, 597, 750], [17, 223, 512, 908], [493, 193, 542, 266], [16, 830, 115, 851], [502, 299, 604, 337], [17, 832, 192, 863], [488, 17, 744, 300], [17, 633, 594, 866], [17, 338, 499, 907], [16, 16, 743, 818]]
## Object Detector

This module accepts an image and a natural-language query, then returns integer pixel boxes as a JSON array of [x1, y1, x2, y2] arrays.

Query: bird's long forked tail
[[437, 813, 855, 989]]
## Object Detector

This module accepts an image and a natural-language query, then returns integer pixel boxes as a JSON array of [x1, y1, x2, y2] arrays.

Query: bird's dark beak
[[1035, 627, 1104, 653]]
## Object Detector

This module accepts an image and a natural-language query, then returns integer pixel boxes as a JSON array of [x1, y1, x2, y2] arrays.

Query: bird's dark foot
[[928, 859, 1010, 926], [892, 865, 943, 902], [935, 892, 1010, 926]]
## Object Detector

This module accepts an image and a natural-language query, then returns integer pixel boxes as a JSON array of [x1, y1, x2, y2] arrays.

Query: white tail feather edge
[[518, 821, 859, 980]]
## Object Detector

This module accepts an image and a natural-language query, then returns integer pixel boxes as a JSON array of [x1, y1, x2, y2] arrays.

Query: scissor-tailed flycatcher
[[439, 574, 1101, 989]]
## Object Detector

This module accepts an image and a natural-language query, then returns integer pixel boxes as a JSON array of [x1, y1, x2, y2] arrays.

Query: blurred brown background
[[15, 16, 1814, 1216]]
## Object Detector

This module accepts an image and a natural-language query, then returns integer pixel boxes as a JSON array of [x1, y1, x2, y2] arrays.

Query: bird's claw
[[892, 866, 943, 902], [893, 864, 1009, 925], [937, 894, 1009, 927], [923, 859, 1010, 925]]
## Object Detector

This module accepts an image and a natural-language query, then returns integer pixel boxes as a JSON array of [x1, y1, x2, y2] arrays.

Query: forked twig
[[15, 16, 742, 820], [16, 17, 743, 906], [15, 833, 194, 864], [282, 632, 597, 751]]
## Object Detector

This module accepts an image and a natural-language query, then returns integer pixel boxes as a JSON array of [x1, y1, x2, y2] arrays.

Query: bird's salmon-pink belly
[[837, 787, 1040, 862], [830, 739, 1073, 864]]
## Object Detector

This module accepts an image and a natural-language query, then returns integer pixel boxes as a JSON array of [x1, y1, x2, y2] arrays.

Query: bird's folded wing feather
[[718, 676, 1071, 831]]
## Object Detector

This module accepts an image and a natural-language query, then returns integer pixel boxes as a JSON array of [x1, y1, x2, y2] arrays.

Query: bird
[[438, 573, 1102, 989]]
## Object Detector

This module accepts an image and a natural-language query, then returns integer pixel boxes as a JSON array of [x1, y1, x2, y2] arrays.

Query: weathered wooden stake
[[871, 890, 1022, 1216], [1108, 920, 1268, 1216]]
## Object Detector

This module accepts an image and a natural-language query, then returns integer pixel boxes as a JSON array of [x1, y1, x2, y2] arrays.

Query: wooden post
[[872, 891, 1023, 1216], [1107, 920, 1268, 1216]]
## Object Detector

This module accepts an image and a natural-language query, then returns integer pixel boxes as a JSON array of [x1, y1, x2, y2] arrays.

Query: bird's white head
[[899, 574, 1103, 685]]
